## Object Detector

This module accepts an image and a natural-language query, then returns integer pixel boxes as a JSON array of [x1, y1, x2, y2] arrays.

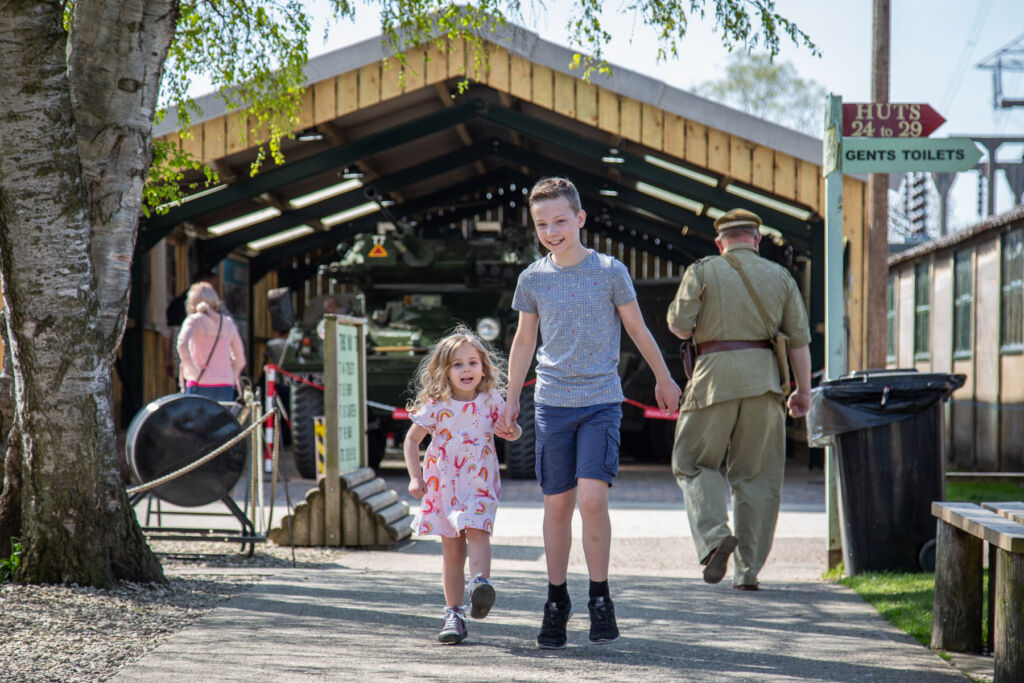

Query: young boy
[[501, 177, 681, 648]]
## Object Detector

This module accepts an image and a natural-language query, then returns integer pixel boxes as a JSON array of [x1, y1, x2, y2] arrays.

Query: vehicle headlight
[[476, 317, 500, 341]]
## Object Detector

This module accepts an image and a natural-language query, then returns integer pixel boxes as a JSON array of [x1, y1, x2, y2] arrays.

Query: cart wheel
[[918, 538, 936, 571]]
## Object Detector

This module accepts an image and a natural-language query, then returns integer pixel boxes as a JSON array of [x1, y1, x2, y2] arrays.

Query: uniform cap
[[713, 209, 762, 233]]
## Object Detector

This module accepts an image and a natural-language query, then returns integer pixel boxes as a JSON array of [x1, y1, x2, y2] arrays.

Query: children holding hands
[[405, 176, 680, 649]]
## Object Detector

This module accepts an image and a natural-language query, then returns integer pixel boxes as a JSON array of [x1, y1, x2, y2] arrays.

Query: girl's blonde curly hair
[[407, 325, 507, 414]]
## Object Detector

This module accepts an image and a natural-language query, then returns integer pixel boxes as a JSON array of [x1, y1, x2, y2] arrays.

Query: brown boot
[[701, 535, 738, 584]]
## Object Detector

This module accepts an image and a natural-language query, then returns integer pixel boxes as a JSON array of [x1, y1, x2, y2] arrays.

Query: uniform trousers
[[671, 391, 785, 586]]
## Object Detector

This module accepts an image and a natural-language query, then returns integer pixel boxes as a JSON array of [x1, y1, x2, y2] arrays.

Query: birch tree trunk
[[0, 0, 176, 585]]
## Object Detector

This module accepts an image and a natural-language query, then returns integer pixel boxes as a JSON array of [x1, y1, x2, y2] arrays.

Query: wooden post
[[323, 315, 341, 546], [307, 488, 325, 546], [994, 549, 1024, 682], [865, 0, 890, 369], [931, 521, 983, 652]]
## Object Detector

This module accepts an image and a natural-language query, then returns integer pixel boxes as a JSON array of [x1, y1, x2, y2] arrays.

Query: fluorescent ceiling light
[[156, 184, 228, 212], [725, 184, 814, 220], [643, 155, 718, 187], [206, 207, 281, 236], [599, 188, 619, 197], [759, 224, 785, 241], [704, 207, 725, 220], [289, 179, 362, 209], [321, 201, 380, 227], [636, 181, 703, 213], [602, 147, 625, 163], [246, 225, 315, 251]]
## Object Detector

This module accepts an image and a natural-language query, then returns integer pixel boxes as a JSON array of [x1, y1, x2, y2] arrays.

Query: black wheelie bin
[[807, 369, 965, 574]]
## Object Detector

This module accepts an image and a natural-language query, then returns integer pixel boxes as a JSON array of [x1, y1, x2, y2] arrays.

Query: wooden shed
[[118, 22, 871, 426], [887, 205, 1024, 471]]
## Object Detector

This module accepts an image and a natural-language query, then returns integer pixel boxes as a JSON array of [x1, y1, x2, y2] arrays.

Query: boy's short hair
[[528, 177, 582, 214]]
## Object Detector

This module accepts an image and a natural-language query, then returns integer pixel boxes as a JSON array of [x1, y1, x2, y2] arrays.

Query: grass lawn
[[834, 478, 1023, 648]]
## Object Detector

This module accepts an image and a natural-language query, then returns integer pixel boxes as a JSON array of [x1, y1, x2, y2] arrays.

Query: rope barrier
[[266, 364, 324, 390], [125, 416, 263, 496]]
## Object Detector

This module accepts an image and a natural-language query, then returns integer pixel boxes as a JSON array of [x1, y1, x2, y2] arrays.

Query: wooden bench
[[931, 502, 1024, 682]]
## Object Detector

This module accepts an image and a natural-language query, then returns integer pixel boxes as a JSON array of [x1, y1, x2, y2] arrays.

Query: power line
[[940, 0, 994, 114]]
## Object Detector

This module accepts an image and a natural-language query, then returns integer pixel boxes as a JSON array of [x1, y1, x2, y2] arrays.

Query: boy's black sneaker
[[536, 599, 573, 649], [587, 595, 620, 644]]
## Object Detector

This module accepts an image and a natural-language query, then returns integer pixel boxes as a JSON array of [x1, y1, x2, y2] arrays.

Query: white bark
[[0, 0, 175, 584]]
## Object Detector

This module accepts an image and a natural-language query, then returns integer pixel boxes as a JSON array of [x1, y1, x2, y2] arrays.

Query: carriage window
[[886, 274, 897, 363], [1002, 229, 1023, 351], [953, 250, 973, 359], [913, 262, 930, 361]]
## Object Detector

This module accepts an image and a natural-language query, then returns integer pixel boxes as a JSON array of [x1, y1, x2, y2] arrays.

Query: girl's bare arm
[[403, 424, 429, 498]]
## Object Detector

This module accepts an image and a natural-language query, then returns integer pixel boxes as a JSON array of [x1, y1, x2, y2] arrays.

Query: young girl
[[404, 326, 521, 645]]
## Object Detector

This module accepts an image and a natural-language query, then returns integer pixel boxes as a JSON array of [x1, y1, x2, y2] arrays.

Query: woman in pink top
[[176, 282, 246, 402]]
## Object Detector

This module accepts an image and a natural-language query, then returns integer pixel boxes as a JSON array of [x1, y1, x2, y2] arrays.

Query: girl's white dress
[[410, 390, 504, 537]]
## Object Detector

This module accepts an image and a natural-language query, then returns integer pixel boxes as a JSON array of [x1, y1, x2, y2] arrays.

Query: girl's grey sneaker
[[536, 599, 573, 649], [587, 596, 620, 643], [438, 607, 467, 644], [468, 574, 496, 619]]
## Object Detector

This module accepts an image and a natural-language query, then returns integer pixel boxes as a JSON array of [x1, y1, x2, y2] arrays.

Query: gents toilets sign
[[841, 136, 983, 174]]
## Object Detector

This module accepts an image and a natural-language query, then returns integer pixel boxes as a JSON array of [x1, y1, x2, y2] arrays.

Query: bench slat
[[932, 502, 1024, 553], [982, 501, 1024, 526]]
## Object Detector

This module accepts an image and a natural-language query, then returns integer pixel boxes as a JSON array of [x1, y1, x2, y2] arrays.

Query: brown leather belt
[[697, 340, 771, 355]]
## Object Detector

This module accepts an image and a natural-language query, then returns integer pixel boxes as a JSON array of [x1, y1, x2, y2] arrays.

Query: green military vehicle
[[273, 226, 542, 480]]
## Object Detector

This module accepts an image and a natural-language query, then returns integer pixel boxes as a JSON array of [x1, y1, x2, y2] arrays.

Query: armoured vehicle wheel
[[367, 428, 387, 470], [503, 384, 536, 479], [290, 383, 323, 479]]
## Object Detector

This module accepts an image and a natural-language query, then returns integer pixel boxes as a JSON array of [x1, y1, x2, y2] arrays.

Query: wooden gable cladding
[[166, 38, 831, 218]]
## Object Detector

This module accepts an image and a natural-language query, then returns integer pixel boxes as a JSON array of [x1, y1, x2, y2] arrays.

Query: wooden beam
[[435, 83, 487, 175]]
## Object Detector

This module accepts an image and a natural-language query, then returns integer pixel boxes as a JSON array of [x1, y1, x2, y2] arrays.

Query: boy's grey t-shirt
[[512, 250, 636, 407]]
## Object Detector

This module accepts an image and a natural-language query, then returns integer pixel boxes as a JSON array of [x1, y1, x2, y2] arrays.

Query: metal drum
[[126, 394, 246, 507]]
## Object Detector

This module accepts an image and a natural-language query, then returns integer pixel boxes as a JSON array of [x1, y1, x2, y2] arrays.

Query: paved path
[[120, 461, 967, 681]]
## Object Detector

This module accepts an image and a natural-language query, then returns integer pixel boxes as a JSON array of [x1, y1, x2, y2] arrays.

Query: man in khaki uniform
[[667, 209, 812, 590]]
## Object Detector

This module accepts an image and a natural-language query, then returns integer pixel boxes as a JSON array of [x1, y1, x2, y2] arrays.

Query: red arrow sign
[[842, 103, 946, 138]]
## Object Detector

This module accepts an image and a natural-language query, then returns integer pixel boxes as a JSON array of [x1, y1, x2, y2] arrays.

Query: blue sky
[[303, 1, 1023, 230]]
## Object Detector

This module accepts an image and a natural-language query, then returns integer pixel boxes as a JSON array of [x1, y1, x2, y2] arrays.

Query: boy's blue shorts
[[534, 402, 622, 495]]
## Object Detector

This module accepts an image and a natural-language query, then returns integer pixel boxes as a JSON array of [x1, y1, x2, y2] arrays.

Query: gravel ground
[[0, 541, 347, 683]]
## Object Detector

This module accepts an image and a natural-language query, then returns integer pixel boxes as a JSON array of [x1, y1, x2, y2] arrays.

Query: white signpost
[[322, 314, 367, 546]]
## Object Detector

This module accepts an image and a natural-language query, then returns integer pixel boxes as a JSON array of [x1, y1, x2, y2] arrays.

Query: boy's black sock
[[589, 580, 609, 599], [547, 582, 570, 607]]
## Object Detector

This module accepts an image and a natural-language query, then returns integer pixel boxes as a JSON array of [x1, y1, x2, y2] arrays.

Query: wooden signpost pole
[[823, 94, 845, 569], [323, 315, 341, 546]]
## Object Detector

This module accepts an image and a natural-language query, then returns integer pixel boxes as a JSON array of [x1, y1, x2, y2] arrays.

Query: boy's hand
[[655, 377, 682, 414], [499, 399, 520, 435], [408, 476, 426, 499], [494, 420, 522, 441]]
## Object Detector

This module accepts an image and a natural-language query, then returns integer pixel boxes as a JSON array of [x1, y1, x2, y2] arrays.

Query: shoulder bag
[[721, 253, 791, 396], [189, 313, 224, 389]]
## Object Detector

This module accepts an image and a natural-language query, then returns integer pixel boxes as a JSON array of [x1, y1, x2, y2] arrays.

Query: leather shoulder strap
[[721, 252, 776, 340]]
